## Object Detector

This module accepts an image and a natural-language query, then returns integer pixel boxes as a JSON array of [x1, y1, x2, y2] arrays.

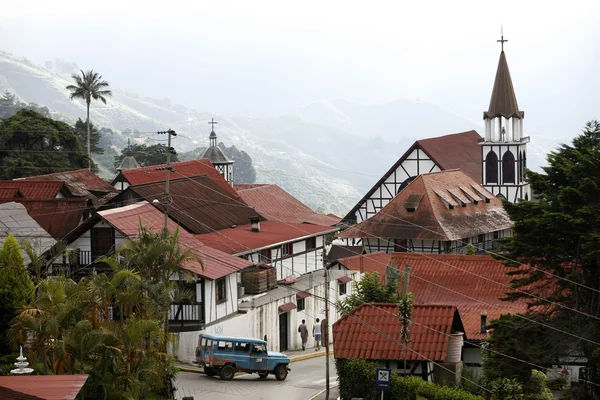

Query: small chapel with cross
[[199, 118, 235, 186]]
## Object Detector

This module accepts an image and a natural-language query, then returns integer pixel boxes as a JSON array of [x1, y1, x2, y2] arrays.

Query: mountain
[[0, 49, 546, 216]]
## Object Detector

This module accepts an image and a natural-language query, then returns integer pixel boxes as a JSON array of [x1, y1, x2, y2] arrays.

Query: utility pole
[[157, 129, 177, 236], [323, 250, 330, 400]]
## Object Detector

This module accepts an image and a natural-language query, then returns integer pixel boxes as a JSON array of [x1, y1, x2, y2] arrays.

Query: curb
[[308, 383, 339, 400], [178, 351, 333, 375]]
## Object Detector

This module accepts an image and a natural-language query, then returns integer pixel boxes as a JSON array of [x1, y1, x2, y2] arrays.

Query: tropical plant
[[336, 272, 400, 315], [490, 377, 523, 400], [66, 70, 112, 169], [0, 235, 34, 354]]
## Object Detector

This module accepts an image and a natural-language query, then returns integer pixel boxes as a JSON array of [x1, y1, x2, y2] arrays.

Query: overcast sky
[[1, 0, 599, 138]]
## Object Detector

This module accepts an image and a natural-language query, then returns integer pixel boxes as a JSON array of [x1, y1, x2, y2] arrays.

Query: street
[[174, 355, 337, 400]]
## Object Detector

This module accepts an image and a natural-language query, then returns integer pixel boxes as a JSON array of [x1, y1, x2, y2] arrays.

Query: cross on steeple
[[497, 26, 507, 52], [208, 118, 217, 132]]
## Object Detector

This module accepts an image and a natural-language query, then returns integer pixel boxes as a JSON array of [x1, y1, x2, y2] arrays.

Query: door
[[279, 312, 289, 352], [91, 228, 115, 260], [249, 342, 268, 371]]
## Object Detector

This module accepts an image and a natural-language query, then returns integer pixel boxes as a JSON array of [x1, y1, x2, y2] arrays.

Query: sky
[[1, 0, 600, 138]]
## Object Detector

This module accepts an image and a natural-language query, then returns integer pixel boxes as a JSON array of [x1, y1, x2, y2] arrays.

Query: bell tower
[[481, 31, 530, 202]]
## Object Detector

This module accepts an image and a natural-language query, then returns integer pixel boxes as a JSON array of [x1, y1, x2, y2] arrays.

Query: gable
[[343, 130, 481, 224]]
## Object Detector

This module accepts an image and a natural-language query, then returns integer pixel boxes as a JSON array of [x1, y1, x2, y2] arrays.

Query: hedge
[[336, 358, 483, 400]]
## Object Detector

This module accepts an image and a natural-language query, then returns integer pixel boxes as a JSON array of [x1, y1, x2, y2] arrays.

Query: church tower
[[198, 118, 234, 186], [481, 32, 531, 202]]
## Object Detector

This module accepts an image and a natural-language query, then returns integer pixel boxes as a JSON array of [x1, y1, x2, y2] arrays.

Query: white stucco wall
[[203, 274, 239, 325]]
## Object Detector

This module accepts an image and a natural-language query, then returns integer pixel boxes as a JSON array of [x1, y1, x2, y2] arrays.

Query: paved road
[[174, 355, 337, 400]]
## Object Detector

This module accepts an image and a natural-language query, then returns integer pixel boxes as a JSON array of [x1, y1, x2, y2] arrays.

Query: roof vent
[[249, 216, 261, 232], [403, 193, 423, 212]]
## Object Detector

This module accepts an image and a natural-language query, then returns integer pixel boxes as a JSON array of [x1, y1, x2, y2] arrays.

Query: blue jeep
[[195, 334, 291, 381]]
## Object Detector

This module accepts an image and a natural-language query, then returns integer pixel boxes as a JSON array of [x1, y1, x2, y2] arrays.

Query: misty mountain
[[0, 49, 548, 216]]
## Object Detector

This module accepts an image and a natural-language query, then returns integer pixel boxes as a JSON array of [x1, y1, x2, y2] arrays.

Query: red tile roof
[[98, 201, 252, 280], [234, 184, 341, 226], [0, 374, 88, 400], [337, 252, 392, 273], [333, 303, 461, 362], [11, 199, 88, 238], [0, 181, 70, 199], [194, 221, 339, 254], [339, 170, 512, 241], [127, 176, 258, 234], [343, 130, 482, 222], [387, 253, 528, 340], [119, 159, 240, 199], [18, 169, 117, 203]]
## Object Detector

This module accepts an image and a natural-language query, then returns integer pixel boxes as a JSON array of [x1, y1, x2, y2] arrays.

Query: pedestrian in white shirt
[[313, 318, 322, 351]]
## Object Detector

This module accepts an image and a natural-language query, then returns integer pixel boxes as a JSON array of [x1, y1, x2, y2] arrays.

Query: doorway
[[279, 312, 288, 352]]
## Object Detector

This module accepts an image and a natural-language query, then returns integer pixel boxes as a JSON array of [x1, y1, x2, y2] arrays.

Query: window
[[258, 248, 271, 263], [339, 283, 347, 295], [251, 343, 267, 354], [478, 234, 485, 244], [297, 298, 305, 311], [485, 151, 499, 184], [502, 151, 516, 184], [493, 231, 500, 240], [91, 228, 115, 260], [218, 340, 233, 352], [306, 237, 317, 250], [235, 342, 250, 353], [216, 278, 227, 303], [282, 242, 293, 257]]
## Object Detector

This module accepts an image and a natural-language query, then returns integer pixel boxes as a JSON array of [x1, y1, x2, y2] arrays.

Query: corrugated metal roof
[[333, 303, 461, 362], [0, 202, 56, 261], [194, 221, 338, 254], [327, 245, 365, 262], [128, 176, 258, 234], [17, 170, 117, 205], [98, 201, 252, 280], [235, 184, 341, 226], [339, 169, 512, 241], [387, 253, 528, 340], [0, 181, 70, 199], [5, 199, 88, 238], [0, 374, 88, 400], [343, 130, 482, 222], [484, 51, 524, 120], [119, 159, 239, 199]]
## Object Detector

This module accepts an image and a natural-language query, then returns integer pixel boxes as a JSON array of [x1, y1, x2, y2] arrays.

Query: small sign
[[376, 368, 391, 391]]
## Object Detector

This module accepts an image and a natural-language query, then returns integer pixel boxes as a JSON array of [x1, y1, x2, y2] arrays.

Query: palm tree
[[66, 70, 112, 169]]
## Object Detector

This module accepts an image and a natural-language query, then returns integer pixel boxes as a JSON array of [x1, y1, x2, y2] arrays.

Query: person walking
[[298, 320, 309, 351], [313, 318, 322, 351]]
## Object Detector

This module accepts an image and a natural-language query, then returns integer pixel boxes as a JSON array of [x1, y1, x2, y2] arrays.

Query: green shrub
[[336, 358, 483, 400]]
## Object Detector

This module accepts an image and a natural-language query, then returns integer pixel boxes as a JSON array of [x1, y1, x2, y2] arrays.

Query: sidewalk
[[177, 345, 331, 374]]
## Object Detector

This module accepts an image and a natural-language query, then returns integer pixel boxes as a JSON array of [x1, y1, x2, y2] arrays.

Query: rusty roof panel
[[339, 170, 512, 241], [13, 199, 87, 238], [0, 374, 88, 400], [333, 303, 459, 362], [235, 184, 340, 226], [129, 176, 258, 234], [120, 159, 240, 199], [0, 181, 69, 199]]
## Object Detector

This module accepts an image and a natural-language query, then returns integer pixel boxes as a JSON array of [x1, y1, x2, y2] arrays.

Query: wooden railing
[[168, 302, 205, 332]]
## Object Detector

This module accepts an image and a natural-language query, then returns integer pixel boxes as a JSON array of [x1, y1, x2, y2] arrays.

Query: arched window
[[485, 151, 498, 183], [518, 151, 522, 183], [502, 151, 515, 184], [397, 176, 416, 195]]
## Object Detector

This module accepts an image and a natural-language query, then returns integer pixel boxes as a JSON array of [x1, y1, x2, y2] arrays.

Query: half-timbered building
[[338, 169, 513, 254]]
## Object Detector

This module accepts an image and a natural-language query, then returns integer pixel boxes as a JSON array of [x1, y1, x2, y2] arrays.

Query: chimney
[[249, 216, 261, 232], [480, 311, 488, 333]]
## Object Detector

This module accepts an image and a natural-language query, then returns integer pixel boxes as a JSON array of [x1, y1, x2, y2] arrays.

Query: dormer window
[[403, 193, 423, 212]]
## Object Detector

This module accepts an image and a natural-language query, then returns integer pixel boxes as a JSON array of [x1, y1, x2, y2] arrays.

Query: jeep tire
[[220, 365, 236, 381], [274, 364, 288, 381], [258, 372, 269, 379], [204, 367, 216, 377]]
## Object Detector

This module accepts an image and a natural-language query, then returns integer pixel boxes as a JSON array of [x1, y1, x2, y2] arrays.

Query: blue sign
[[376, 368, 391, 391]]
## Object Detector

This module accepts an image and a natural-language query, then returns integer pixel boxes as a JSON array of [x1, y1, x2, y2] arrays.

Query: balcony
[[168, 302, 205, 332]]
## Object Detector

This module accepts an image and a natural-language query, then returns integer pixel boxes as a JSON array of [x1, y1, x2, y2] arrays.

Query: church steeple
[[480, 30, 530, 203], [116, 139, 141, 171], [198, 118, 235, 186]]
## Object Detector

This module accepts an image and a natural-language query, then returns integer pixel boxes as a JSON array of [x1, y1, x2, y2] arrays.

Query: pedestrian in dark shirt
[[298, 319, 308, 350]]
